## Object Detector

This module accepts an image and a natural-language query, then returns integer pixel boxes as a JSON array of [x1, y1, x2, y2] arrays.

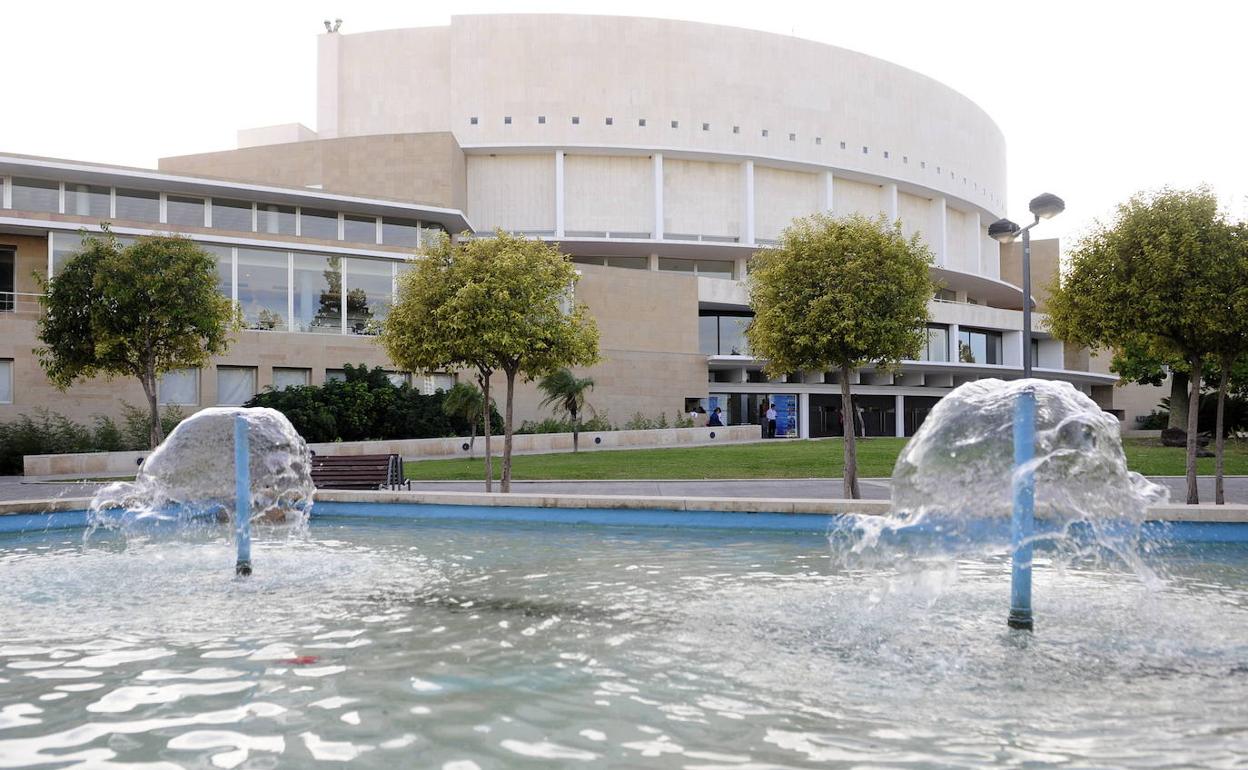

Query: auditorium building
[[0, 14, 1141, 438]]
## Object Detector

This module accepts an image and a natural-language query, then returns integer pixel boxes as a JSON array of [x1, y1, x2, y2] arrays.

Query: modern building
[[0, 14, 1139, 437]]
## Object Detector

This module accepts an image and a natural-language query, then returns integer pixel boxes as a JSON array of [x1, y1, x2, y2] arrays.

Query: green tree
[[36, 230, 239, 448], [382, 231, 600, 492], [746, 213, 934, 498], [442, 381, 488, 455], [1203, 222, 1248, 504], [538, 368, 595, 452], [1108, 342, 1189, 431], [1046, 188, 1237, 503]]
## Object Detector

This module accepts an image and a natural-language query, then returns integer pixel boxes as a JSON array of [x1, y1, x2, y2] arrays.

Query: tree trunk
[[140, 369, 163, 449], [1168, 370, 1190, 430], [1185, 356, 1202, 505], [572, 406, 579, 453], [479, 370, 493, 493], [1216, 360, 1228, 505], [468, 421, 477, 456], [840, 363, 860, 499], [502, 367, 517, 493]]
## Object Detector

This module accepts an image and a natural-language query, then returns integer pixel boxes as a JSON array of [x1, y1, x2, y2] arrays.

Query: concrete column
[[820, 171, 835, 212], [741, 160, 755, 245], [882, 183, 898, 223], [949, 322, 960, 362], [1004, 330, 1025, 368], [971, 211, 982, 274], [653, 153, 664, 240], [933, 197, 948, 266], [895, 393, 905, 437], [734, 256, 749, 280], [554, 151, 565, 238], [799, 392, 810, 439], [648, 253, 659, 271]]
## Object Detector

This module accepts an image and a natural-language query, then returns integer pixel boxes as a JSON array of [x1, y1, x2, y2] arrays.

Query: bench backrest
[[310, 453, 405, 490]]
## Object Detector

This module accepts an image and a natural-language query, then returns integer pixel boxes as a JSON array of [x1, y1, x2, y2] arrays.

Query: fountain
[[88, 406, 315, 575]]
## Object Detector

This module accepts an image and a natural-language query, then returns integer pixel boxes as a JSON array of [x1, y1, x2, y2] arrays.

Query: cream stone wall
[[564, 155, 652, 235], [946, 207, 970, 273], [1001, 238, 1061, 313], [754, 167, 820, 241], [466, 155, 555, 232], [897, 191, 930, 243], [834, 178, 884, 219], [663, 159, 739, 239]]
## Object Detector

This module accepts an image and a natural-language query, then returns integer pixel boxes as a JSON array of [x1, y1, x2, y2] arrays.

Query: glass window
[[292, 252, 341, 334], [572, 256, 607, 266], [200, 244, 233, 300], [344, 258, 392, 334], [64, 183, 110, 218], [166, 195, 205, 227], [0, 359, 12, 403], [607, 256, 648, 270], [381, 217, 420, 247], [921, 325, 949, 362], [719, 316, 751, 356], [325, 369, 346, 383], [158, 368, 199, 405], [385, 371, 410, 388], [934, 288, 957, 302], [957, 329, 1002, 365], [11, 178, 59, 213], [695, 260, 733, 277], [115, 189, 160, 222], [1031, 338, 1041, 367], [343, 215, 377, 244], [212, 199, 254, 232], [272, 367, 310, 390], [658, 258, 696, 273], [236, 248, 288, 330], [419, 223, 446, 247], [0, 249, 13, 311], [216, 366, 257, 406], [257, 203, 296, 235], [698, 316, 718, 355], [417, 372, 453, 393], [51, 231, 133, 276], [300, 208, 339, 240]]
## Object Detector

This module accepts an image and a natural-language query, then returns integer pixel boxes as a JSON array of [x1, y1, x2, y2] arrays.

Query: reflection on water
[[0, 519, 1245, 768]]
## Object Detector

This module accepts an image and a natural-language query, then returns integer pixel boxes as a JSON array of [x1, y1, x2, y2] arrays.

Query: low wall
[[22, 425, 762, 477]]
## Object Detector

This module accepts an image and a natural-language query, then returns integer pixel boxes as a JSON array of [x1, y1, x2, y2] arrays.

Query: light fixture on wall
[[989, 193, 1066, 378]]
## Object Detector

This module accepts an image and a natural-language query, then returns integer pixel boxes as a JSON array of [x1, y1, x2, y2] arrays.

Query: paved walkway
[[2, 475, 1244, 504]]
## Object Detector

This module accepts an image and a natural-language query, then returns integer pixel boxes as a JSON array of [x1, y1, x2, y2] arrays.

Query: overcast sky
[[7, 0, 1245, 244]]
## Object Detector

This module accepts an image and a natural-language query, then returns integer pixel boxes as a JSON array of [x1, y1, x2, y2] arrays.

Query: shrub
[[622, 412, 694, 430], [517, 413, 614, 435], [0, 403, 185, 475]]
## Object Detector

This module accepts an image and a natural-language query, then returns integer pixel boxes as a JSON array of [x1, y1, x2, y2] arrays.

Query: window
[[658, 257, 695, 273], [115, 189, 160, 222], [469, 116, 478, 125], [344, 257, 392, 334], [419, 223, 446, 246], [293, 252, 341, 334], [920, 325, 949, 362], [699, 312, 752, 356], [257, 203, 296, 235], [571, 116, 580, 125], [237, 248, 289, 330], [538, 115, 546, 124], [862, 146, 869, 154], [11, 178, 59, 213], [957, 329, 1003, 365], [272, 367, 310, 390], [386, 371, 410, 388], [605, 117, 613, 125], [166, 195, 205, 227], [300, 208, 338, 240], [571, 256, 606, 266], [381, 217, 420, 247], [504, 116, 512, 124], [921, 161, 927, 169], [702, 122, 710, 131], [840, 141, 847, 149], [761, 129, 768, 137], [815, 137, 822, 145], [1031, 338, 1041, 368], [325, 368, 346, 383], [671, 120, 679, 128], [732, 125, 740, 134], [0, 248, 13, 311], [0, 359, 12, 403], [606, 256, 647, 270], [217, 367, 257, 406], [343, 214, 377, 244], [695, 260, 733, 277], [788, 133, 796, 141], [884, 151, 890, 159], [638, 118, 647, 127], [212, 199, 254, 232], [65, 184, 110, 218], [158, 368, 199, 405], [419, 373, 454, 393], [903, 156, 909, 164], [201, 244, 233, 300]]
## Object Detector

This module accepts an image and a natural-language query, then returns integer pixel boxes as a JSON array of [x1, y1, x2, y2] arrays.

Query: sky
[[6, 0, 1246, 245]]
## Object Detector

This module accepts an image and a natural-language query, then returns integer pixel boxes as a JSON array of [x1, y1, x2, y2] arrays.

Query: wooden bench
[[310, 453, 406, 490]]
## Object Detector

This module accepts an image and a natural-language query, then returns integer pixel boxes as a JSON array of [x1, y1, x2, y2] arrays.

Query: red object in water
[[279, 656, 321, 665]]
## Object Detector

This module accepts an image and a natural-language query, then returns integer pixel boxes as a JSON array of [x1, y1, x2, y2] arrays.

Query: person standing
[[765, 403, 778, 438]]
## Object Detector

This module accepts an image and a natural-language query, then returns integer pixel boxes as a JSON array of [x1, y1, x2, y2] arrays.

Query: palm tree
[[538, 368, 595, 452], [442, 382, 486, 455]]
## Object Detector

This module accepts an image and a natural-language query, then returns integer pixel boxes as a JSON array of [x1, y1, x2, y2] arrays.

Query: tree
[[442, 381, 488, 455], [1109, 342, 1189, 431], [36, 230, 239, 448], [382, 231, 599, 492], [538, 368, 595, 452], [1046, 188, 1237, 503], [746, 213, 934, 498], [1203, 222, 1248, 504]]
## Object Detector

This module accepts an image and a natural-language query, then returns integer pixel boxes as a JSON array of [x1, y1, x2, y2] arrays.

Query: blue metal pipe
[[1009, 387, 1036, 630], [234, 415, 252, 577]]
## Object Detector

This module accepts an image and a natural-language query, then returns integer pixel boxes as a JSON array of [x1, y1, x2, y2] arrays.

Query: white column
[[734, 256, 749, 280], [882, 183, 898, 223], [820, 171, 835, 212], [948, 322, 960, 362], [653, 153, 664, 240], [895, 393, 905, 437], [972, 211, 982, 274], [741, 160, 755, 245], [648, 253, 659, 271], [933, 196, 948, 266], [204, 197, 213, 227], [554, 150, 566, 238], [798, 392, 810, 439]]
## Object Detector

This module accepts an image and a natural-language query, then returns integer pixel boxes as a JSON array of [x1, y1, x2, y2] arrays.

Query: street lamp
[[990, 193, 1065, 378]]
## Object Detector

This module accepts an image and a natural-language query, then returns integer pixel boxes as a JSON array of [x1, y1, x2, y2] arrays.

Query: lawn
[[403, 437, 1248, 481]]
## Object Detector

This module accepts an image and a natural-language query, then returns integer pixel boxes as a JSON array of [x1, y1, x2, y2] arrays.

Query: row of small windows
[[466, 116, 994, 201], [154, 366, 454, 407], [2, 177, 446, 248]]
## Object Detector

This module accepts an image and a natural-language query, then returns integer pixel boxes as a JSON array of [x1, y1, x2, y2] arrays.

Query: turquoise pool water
[[1, 514, 1246, 768]]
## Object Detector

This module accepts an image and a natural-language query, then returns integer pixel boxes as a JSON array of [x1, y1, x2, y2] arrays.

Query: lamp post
[[989, 193, 1065, 379]]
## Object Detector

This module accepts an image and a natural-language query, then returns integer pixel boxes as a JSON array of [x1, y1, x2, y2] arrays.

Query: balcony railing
[[0, 291, 43, 316]]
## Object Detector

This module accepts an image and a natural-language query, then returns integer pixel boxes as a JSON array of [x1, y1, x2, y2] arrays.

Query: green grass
[[402, 437, 1248, 481]]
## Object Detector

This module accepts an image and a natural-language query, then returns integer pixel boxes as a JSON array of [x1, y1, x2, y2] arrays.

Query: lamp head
[[1029, 193, 1065, 220], [324, 20, 332, 32], [988, 218, 1021, 244]]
